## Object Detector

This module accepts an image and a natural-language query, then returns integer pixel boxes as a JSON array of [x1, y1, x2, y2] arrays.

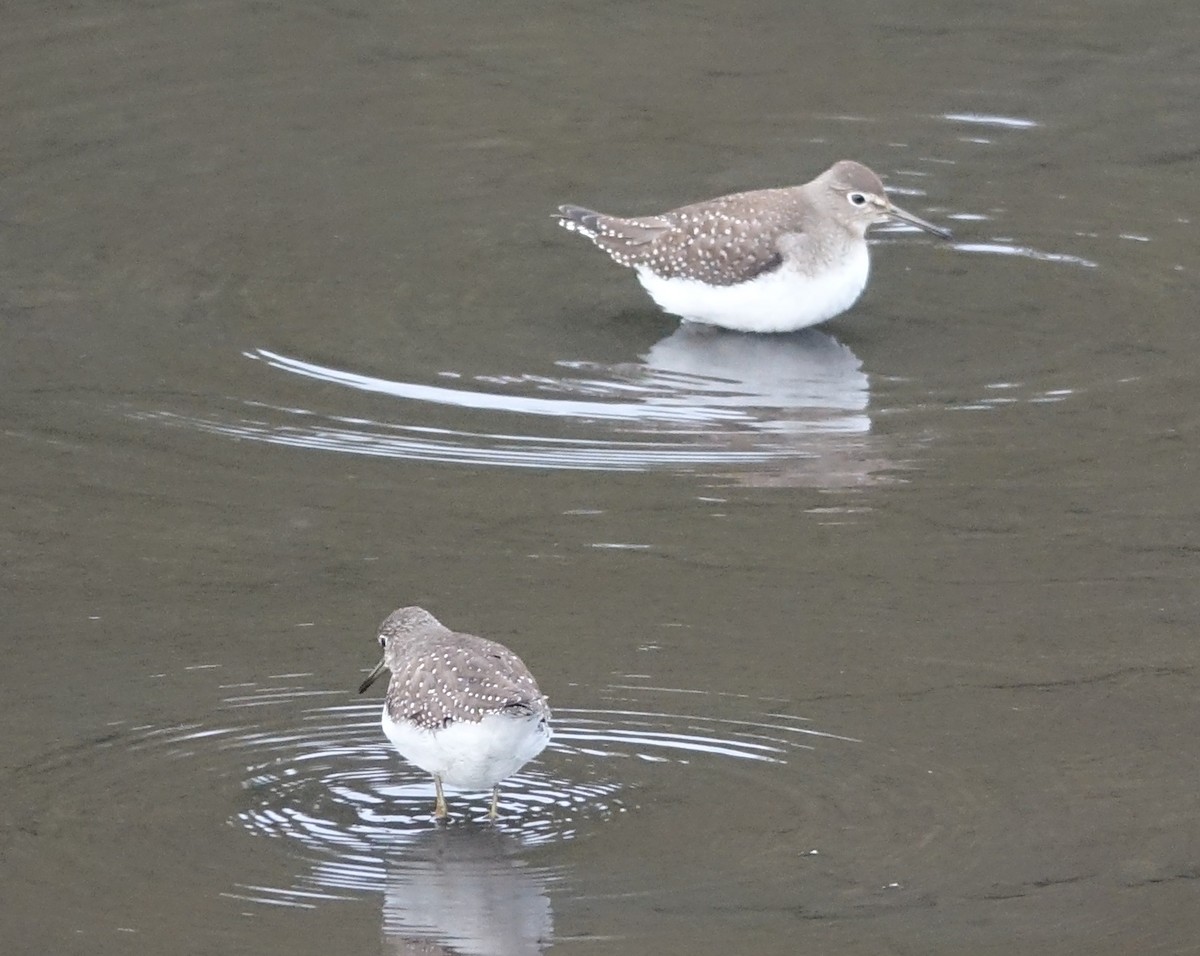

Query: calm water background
[[4, 1, 1199, 953]]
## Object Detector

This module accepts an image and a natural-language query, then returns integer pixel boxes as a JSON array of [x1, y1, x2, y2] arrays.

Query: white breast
[[634, 243, 871, 333], [382, 708, 551, 791]]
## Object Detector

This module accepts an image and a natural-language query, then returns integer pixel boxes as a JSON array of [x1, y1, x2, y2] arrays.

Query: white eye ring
[[848, 192, 868, 207], [378, 635, 387, 647]]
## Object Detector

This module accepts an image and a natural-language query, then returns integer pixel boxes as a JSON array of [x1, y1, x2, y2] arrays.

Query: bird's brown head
[[819, 160, 952, 240], [357, 606, 447, 694]]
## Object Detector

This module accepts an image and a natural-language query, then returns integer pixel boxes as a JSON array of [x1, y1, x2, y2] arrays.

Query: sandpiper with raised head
[[358, 606, 552, 821], [556, 160, 951, 333]]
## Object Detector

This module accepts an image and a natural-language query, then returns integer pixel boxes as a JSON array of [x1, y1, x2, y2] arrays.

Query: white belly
[[382, 708, 551, 791], [634, 245, 870, 333]]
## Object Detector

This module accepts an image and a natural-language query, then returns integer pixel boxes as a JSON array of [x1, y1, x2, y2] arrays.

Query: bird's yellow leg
[[434, 775, 449, 820]]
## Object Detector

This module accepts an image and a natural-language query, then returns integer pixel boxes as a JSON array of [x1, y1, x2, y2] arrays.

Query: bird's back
[[385, 631, 549, 731], [556, 187, 810, 286]]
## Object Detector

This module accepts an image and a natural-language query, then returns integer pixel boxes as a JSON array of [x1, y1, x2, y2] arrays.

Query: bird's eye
[[378, 635, 387, 648], [848, 192, 868, 206]]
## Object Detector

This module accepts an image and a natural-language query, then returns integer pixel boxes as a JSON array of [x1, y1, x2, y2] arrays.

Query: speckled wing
[[557, 188, 793, 286], [385, 635, 548, 730]]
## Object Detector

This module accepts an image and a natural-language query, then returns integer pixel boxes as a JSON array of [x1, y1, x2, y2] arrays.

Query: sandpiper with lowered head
[[556, 160, 952, 334], [358, 606, 551, 821]]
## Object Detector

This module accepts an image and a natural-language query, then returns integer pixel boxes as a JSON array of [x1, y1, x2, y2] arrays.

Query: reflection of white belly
[[635, 245, 870, 333], [382, 708, 551, 790]]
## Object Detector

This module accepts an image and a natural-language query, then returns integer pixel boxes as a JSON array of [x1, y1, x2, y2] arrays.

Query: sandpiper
[[556, 160, 952, 333], [358, 606, 551, 821]]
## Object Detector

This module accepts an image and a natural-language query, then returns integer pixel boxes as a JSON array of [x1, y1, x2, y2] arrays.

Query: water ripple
[[225, 697, 850, 855], [953, 241, 1098, 269], [136, 292, 1097, 482], [141, 327, 884, 485]]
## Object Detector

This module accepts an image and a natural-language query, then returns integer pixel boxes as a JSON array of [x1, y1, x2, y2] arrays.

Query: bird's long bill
[[358, 656, 388, 694], [886, 202, 953, 240]]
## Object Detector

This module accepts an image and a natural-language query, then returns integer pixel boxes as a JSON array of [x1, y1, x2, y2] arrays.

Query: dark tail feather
[[555, 204, 603, 237]]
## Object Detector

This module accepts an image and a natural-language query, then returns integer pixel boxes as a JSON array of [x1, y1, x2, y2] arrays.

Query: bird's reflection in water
[[643, 323, 868, 414], [380, 825, 556, 956], [636, 325, 888, 488]]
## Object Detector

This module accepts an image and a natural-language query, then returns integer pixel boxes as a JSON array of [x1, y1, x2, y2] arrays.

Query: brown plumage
[[365, 607, 548, 731], [556, 189, 801, 286]]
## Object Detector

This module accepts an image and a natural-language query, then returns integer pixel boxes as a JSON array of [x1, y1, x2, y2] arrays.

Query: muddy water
[[3, 1, 1199, 953]]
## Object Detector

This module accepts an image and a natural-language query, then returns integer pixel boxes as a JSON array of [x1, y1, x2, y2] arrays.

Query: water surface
[[3, 1, 1199, 953]]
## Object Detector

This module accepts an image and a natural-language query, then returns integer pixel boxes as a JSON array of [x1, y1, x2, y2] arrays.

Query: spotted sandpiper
[[556, 160, 951, 333], [358, 606, 552, 821]]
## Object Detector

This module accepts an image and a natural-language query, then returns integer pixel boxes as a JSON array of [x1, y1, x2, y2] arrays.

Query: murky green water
[[4, 1, 1199, 953]]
